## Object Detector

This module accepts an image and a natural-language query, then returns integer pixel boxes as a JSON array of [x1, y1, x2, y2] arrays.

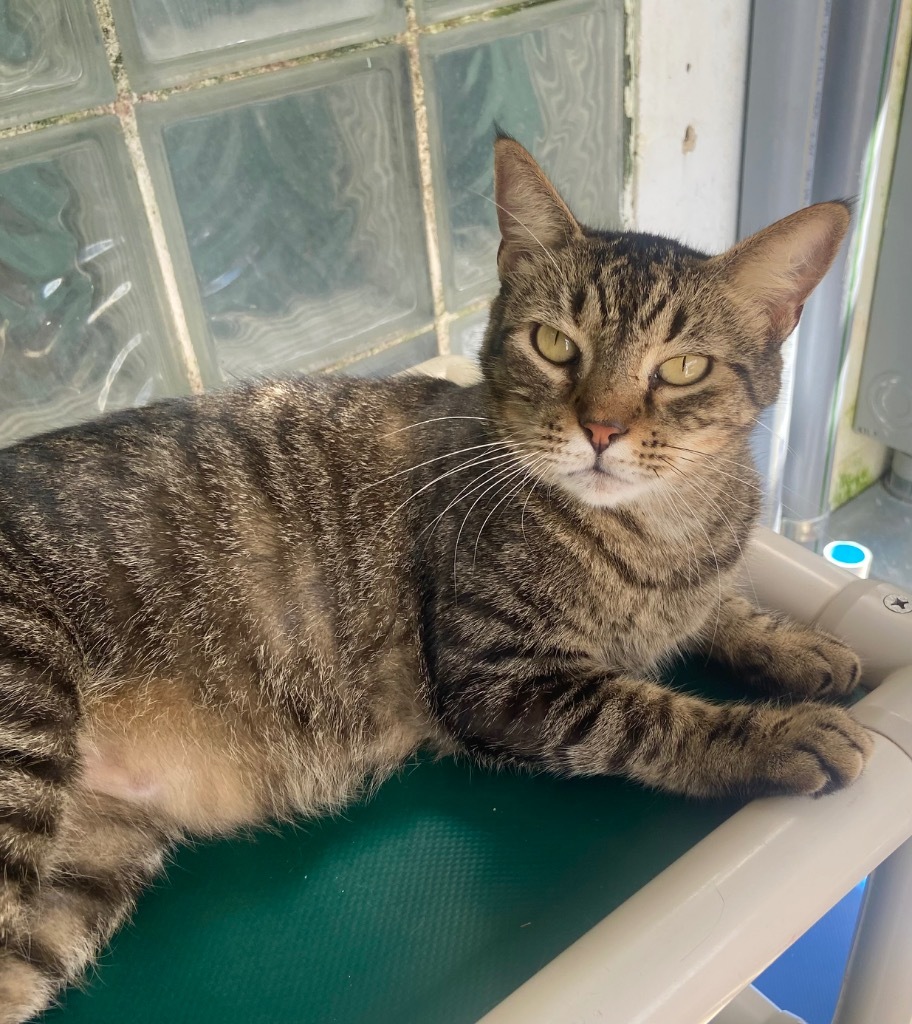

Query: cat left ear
[[714, 201, 852, 342], [493, 135, 582, 277]]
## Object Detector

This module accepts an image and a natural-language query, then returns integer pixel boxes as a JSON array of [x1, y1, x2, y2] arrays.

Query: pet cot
[[42, 357, 912, 1024]]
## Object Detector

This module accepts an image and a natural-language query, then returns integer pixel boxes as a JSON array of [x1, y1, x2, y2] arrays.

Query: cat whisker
[[381, 415, 492, 438], [662, 456, 758, 607], [476, 468, 536, 557], [450, 453, 537, 584], [675, 479, 761, 647], [480, 453, 549, 562], [652, 474, 702, 587], [466, 456, 544, 577], [655, 459, 725, 653], [452, 460, 530, 587], [379, 450, 521, 533], [416, 456, 524, 549], [750, 416, 799, 459], [659, 449, 766, 499], [655, 452, 752, 511], [659, 456, 761, 513], [659, 444, 768, 483], [670, 448, 818, 523], [655, 485, 701, 586], [363, 439, 516, 491], [519, 457, 552, 545]]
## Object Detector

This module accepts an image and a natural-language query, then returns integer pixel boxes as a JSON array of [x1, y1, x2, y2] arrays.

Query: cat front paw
[[756, 703, 873, 796], [739, 628, 862, 700], [781, 632, 862, 700]]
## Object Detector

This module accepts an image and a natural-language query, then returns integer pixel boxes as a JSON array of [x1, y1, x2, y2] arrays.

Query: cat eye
[[533, 324, 580, 365], [655, 354, 711, 386]]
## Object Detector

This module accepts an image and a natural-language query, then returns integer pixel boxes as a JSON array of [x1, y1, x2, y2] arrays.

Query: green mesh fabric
[[48, 660, 749, 1023]]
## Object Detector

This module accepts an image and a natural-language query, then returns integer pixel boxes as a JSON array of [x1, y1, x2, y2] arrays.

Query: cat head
[[480, 135, 850, 509]]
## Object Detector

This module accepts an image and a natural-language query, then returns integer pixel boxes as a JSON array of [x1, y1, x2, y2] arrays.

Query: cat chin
[[556, 470, 653, 509]]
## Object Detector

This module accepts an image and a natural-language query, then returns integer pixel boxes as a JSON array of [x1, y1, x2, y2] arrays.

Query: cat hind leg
[[0, 629, 81, 1022], [0, 620, 173, 1023], [7, 797, 173, 1023]]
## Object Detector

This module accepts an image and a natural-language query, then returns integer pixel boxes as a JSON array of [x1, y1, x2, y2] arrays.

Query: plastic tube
[[745, 527, 912, 686], [711, 986, 805, 1024], [832, 835, 912, 1024]]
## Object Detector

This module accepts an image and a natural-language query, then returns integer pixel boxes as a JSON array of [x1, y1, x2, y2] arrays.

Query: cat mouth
[[573, 458, 625, 477], [569, 464, 622, 482], [558, 459, 651, 507]]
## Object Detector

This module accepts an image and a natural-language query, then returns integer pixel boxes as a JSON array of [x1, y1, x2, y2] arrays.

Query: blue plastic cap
[[830, 542, 866, 565]]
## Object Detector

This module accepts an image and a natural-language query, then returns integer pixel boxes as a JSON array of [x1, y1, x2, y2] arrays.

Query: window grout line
[[0, 6, 549, 141], [92, 0, 204, 393], [319, 322, 437, 373], [421, 0, 563, 35], [92, 0, 130, 98], [405, 0, 450, 356], [440, 297, 492, 341], [118, 108, 204, 392], [320, 290, 494, 374], [117, 5, 560, 102], [621, 0, 637, 229], [138, 36, 401, 104]]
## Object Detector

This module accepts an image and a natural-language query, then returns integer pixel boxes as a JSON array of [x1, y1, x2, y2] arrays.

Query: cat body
[[0, 368, 751, 826], [0, 138, 871, 1020]]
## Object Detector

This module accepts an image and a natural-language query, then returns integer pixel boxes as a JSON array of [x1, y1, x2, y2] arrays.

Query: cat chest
[[494, 531, 720, 670], [582, 579, 716, 670]]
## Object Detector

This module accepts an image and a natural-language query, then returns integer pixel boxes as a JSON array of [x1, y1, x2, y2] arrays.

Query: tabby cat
[[0, 135, 871, 1020]]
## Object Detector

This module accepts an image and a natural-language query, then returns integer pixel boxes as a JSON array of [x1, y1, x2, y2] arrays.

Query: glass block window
[[0, 118, 187, 446], [138, 48, 431, 381], [422, 0, 625, 308], [0, 0, 114, 129], [0, 0, 626, 446], [110, 0, 406, 90]]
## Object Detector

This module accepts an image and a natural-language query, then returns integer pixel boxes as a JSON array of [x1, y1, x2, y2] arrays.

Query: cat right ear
[[493, 135, 582, 277], [714, 201, 851, 343]]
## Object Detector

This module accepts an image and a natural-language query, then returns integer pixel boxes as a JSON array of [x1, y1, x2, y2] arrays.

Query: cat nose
[[581, 420, 627, 454]]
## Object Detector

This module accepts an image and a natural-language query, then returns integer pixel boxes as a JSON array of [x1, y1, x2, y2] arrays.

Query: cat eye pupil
[[655, 354, 711, 387], [533, 324, 579, 366]]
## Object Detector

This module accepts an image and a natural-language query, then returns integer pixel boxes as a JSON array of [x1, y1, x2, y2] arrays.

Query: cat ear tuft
[[715, 201, 851, 342], [493, 137, 582, 277]]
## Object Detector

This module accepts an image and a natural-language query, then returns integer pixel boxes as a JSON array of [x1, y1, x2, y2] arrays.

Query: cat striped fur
[[0, 136, 870, 1020]]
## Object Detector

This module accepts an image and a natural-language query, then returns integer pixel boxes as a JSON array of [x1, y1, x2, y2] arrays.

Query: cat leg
[[0, 793, 173, 1024], [697, 592, 862, 701], [0, 616, 83, 1022], [436, 664, 873, 799]]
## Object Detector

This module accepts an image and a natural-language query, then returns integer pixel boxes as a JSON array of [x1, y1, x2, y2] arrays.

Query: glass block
[[422, 0, 625, 308], [336, 331, 437, 376], [448, 307, 489, 362], [0, 117, 189, 447], [111, 0, 405, 91], [0, 0, 114, 130], [137, 47, 432, 381], [416, 0, 499, 24]]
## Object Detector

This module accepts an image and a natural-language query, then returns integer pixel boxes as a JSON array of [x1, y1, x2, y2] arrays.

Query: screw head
[[883, 593, 912, 614]]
